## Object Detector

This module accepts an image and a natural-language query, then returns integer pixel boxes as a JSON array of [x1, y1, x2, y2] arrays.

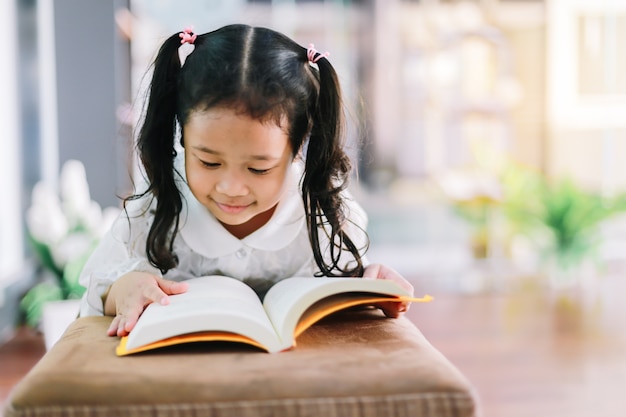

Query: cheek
[[263, 172, 290, 201], [186, 166, 214, 193]]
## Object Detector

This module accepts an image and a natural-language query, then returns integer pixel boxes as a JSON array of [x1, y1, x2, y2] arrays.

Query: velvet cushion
[[5, 310, 479, 417]]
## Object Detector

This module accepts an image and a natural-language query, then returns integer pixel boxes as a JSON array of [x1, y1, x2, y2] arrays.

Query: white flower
[[26, 182, 69, 245], [27, 159, 121, 272], [60, 160, 92, 229], [50, 232, 93, 270]]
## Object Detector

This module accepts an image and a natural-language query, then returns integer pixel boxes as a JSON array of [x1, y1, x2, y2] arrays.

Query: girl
[[78, 24, 413, 337]]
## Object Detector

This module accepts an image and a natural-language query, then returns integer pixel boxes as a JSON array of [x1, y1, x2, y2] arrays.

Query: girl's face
[[183, 108, 294, 239]]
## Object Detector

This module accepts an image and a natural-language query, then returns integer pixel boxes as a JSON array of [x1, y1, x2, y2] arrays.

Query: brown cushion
[[5, 310, 479, 417]]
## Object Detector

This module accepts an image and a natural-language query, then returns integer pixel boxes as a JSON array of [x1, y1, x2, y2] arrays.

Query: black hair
[[131, 24, 366, 276]]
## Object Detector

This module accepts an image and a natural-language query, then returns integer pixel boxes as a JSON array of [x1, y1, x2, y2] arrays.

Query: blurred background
[[2, 0, 626, 416]]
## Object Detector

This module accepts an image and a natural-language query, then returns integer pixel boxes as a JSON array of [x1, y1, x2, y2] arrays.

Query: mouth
[[214, 201, 251, 214]]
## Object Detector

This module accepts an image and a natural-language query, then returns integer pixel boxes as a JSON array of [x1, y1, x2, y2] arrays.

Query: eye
[[200, 160, 220, 169], [248, 167, 271, 175]]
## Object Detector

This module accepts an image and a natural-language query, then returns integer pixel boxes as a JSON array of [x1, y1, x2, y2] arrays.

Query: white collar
[[177, 155, 306, 258]]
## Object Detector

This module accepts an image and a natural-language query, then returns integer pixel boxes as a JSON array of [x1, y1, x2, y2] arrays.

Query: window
[[547, 0, 626, 191], [0, 0, 24, 281], [578, 14, 626, 96]]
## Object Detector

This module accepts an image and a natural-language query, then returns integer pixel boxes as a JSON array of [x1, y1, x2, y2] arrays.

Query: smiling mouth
[[214, 201, 251, 214]]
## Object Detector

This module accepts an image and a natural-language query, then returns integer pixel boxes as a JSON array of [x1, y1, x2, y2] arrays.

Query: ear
[[292, 142, 307, 162], [293, 132, 311, 162]]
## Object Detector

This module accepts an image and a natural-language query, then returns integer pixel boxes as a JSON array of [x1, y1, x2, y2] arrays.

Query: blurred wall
[[51, 0, 132, 207]]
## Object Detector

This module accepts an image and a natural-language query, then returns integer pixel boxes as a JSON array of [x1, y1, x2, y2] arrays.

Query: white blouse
[[78, 158, 369, 317]]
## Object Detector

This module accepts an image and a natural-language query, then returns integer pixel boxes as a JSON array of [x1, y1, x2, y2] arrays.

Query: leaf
[[61, 251, 89, 299], [27, 234, 64, 281], [20, 282, 64, 328], [502, 167, 626, 265]]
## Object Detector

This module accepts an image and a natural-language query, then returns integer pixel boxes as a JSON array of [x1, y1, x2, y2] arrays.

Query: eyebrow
[[191, 145, 280, 161]]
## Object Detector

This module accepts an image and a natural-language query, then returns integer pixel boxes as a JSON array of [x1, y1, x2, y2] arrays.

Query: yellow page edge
[[294, 294, 433, 338], [116, 331, 268, 356]]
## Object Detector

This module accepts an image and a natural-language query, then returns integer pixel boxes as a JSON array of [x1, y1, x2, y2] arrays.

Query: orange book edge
[[117, 332, 268, 356], [294, 294, 434, 337], [116, 293, 433, 356]]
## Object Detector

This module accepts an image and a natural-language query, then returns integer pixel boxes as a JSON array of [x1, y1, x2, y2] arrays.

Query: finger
[[144, 284, 170, 306], [362, 264, 381, 279], [157, 278, 189, 295], [363, 264, 414, 295], [399, 301, 410, 313], [375, 301, 399, 318], [121, 303, 146, 333], [117, 316, 129, 337], [375, 301, 409, 318], [107, 316, 121, 336], [123, 314, 139, 333]]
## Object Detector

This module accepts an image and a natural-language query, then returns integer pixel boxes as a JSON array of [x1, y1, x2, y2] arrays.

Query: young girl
[[78, 24, 413, 337]]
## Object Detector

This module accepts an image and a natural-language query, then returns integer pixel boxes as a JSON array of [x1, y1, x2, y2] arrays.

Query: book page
[[263, 277, 416, 349], [123, 276, 283, 352]]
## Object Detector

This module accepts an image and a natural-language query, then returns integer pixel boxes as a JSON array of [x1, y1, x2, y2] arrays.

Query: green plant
[[20, 160, 119, 328], [20, 242, 91, 328], [501, 165, 626, 275]]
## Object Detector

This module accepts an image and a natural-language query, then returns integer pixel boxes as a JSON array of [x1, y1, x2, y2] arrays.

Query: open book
[[116, 276, 433, 356]]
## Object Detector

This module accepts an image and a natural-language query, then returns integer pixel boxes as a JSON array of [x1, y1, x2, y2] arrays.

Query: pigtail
[[130, 33, 186, 273], [302, 56, 366, 277]]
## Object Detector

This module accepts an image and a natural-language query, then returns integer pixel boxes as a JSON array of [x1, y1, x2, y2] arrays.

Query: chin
[[211, 211, 246, 224], [219, 216, 250, 226]]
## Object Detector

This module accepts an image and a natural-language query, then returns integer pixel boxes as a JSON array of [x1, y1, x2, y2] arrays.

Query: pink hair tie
[[179, 25, 197, 45], [307, 43, 329, 63]]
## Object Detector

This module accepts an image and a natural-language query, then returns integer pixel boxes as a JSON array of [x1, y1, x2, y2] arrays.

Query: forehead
[[184, 108, 291, 156]]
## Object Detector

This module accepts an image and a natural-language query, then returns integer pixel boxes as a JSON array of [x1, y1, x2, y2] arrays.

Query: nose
[[215, 170, 249, 197]]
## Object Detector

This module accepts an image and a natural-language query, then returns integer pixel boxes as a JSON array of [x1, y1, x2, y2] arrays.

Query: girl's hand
[[104, 272, 189, 337], [362, 263, 414, 318]]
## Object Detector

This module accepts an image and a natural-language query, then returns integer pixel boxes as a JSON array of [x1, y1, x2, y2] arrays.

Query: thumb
[[156, 277, 189, 295]]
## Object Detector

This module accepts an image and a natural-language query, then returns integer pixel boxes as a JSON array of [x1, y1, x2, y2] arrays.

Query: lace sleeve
[[78, 197, 161, 316]]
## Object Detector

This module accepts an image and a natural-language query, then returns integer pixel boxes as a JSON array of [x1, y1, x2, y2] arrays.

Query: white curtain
[[0, 0, 23, 280]]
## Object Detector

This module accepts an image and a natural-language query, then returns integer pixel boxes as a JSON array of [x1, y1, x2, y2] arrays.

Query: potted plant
[[21, 160, 119, 349], [501, 164, 626, 288]]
